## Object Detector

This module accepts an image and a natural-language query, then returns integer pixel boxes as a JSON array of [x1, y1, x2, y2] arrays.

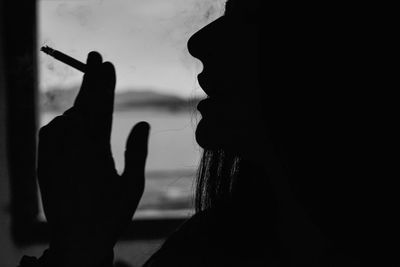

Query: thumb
[[122, 121, 150, 191]]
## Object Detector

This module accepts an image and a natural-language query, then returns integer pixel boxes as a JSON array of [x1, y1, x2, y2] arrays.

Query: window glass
[[37, 0, 227, 220]]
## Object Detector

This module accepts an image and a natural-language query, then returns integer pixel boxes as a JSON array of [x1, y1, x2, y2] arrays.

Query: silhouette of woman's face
[[189, 1, 263, 155]]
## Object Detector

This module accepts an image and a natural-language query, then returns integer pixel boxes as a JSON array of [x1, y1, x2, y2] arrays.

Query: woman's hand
[[37, 52, 150, 266]]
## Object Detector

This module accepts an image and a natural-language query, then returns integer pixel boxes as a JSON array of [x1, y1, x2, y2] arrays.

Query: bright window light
[[37, 0, 227, 220]]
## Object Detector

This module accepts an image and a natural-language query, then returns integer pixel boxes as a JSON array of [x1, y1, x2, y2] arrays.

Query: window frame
[[4, 0, 186, 247]]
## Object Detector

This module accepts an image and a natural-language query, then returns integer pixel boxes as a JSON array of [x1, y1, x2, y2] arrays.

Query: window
[[5, 0, 226, 244]]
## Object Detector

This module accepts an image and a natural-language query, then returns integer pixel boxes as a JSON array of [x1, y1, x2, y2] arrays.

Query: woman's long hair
[[194, 149, 240, 212], [194, 148, 271, 214]]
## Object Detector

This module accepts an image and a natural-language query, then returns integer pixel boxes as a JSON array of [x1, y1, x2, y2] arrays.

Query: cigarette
[[40, 46, 86, 73]]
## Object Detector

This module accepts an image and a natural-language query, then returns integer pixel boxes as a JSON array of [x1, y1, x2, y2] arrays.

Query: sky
[[38, 0, 227, 98]]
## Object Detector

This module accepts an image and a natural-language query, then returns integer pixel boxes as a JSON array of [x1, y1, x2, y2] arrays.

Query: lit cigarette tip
[[40, 45, 55, 56]]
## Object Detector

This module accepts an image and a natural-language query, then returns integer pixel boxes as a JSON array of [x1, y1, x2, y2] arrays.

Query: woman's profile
[[17, 0, 394, 266]]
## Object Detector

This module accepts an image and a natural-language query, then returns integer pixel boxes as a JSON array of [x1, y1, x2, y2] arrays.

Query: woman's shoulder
[[143, 208, 275, 266]]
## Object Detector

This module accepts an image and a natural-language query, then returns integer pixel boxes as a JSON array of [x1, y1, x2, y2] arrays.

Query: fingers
[[87, 51, 103, 67], [96, 61, 116, 115], [122, 122, 150, 196], [71, 52, 102, 112], [68, 51, 116, 117], [63, 51, 116, 142], [85, 60, 116, 142]]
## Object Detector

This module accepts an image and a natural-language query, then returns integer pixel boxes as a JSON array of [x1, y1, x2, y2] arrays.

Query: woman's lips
[[196, 98, 211, 114], [197, 70, 224, 97]]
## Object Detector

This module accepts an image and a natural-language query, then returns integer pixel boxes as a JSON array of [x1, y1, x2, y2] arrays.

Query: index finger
[[94, 61, 116, 116], [65, 52, 116, 116], [72, 51, 103, 113]]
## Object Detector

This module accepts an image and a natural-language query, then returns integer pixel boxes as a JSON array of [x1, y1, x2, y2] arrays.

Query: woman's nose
[[187, 27, 206, 60], [188, 18, 230, 96], [187, 16, 225, 60]]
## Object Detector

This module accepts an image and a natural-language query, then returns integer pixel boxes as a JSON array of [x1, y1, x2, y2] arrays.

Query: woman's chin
[[195, 117, 259, 161], [195, 118, 221, 150], [195, 117, 238, 152]]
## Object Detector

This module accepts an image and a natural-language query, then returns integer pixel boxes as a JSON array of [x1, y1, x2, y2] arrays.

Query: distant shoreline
[[39, 86, 202, 112]]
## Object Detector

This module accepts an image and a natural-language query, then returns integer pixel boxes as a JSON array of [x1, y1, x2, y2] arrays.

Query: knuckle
[[38, 125, 47, 138], [39, 115, 70, 139]]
